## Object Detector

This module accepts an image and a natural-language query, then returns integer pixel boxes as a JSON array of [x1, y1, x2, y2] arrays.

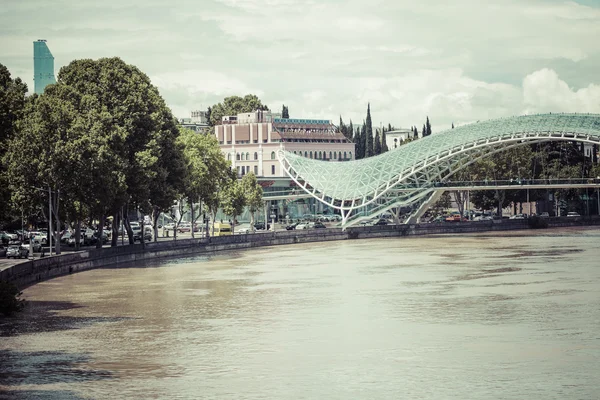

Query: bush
[[528, 215, 548, 229], [0, 281, 25, 316]]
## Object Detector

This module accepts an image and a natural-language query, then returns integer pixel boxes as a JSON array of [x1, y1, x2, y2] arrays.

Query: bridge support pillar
[[406, 190, 444, 224]]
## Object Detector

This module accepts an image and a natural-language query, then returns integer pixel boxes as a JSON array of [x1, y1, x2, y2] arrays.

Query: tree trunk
[[152, 206, 160, 243], [75, 220, 81, 250], [123, 207, 134, 244], [96, 214, 105, 249], [191, 198, 195, 239], [140, 219, 145, 249], [111, 210, 120, 247], [250, 209, 255, 232], [50, 189, 61, 255]]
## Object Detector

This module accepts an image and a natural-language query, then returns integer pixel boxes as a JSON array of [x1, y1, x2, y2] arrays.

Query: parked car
[[30, 240, 42, 253], [313, 222, 327, 229], [30, 231, 48, 245], [0, 246, 6, 257], [567, 212, 581, 217], [254, 222, 270, 230], [61, 231, 72, 243], [0, 231, 11, 245], [286, 222, 299, 230], [509, 214, 526, 220], [237, 227, 252, 234], [539, 212, 550, 217], [68, 233, 85, 247], [6, 244, 28, 259], [445, 212, 463, 222], [295, 223, 309, 230], [177, 223, 192, 233], [133, 226, 152, 242], [373, 219, 388, 226]]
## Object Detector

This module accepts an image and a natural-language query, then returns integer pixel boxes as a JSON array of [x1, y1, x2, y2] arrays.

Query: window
[[329, 151, 332, 159], [254, 152, 258, 160], [227, 153, 231, 161], [304, 151, 308, 157], [338, 151, 342, 159], [236, 153, 240, 161], [310, 151, 313, 159], [349, 151, 352, 160], [246, 152, 250, 160], [271, 165, 276, 175], [318, 151, 322, 159], [344, 151, 347, 159], [241, 153, 245, 161], [254, 166, 258, 175], [271, 151, 276, 160], [293, 151, 297, 155]]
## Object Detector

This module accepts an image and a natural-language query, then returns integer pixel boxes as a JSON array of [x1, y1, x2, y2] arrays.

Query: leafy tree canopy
[[208, 94, 269, 126]]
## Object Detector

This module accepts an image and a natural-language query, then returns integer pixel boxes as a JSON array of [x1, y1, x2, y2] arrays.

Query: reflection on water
[[1, 228, 600, 399]]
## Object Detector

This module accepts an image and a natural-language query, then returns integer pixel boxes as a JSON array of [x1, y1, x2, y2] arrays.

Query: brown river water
[[1, 228, 599, 399]]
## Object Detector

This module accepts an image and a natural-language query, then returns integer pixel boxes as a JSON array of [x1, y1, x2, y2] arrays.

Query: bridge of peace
[[270, 113, 600, 228]]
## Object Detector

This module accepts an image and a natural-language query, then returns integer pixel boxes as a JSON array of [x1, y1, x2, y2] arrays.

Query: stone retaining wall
[[2, 216, 599, 289]]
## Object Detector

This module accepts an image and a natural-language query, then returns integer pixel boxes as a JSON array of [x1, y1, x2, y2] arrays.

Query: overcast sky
[[1, 0, 600, 131]]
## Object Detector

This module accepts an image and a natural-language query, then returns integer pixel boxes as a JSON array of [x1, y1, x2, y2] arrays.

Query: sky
[[1, 0, 600, 131]]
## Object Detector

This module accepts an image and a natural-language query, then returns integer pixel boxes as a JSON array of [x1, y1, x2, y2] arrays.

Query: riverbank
[[2, 216, 599, 289]]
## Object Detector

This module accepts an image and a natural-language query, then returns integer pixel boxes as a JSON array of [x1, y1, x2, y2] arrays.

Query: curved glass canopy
[[278, 113, 600, 226]]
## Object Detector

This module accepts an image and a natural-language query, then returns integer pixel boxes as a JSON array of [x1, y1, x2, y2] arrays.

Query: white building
[[179, 110, 210, 133], [213, 110, 356, 221], [214, 111, 355, 179], [385, 128, 416, 150]]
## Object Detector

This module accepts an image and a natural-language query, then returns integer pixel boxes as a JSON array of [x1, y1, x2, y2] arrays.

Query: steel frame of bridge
[[277, 113, 600, 228]]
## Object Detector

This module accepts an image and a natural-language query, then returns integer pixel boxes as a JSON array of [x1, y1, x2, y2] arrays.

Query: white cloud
[[1, 0, 599, 131], [522, 68, 600, 114]]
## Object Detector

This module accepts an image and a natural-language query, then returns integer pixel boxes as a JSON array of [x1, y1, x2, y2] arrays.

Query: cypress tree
[[282, 105, 289, 118], [339, 116, 346, 137], [348, 120, 354, 142], [365, 103, 373, 157], [425, 116, 432, 136], [381, 128, 389, 153], [354, 126, 363, 159], [422, 124, 426, 138], [451, 122, 454, 129], [374, 129, 382, 155]]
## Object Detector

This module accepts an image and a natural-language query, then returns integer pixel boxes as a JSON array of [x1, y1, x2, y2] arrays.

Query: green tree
[[221, 179, 246, 234], [209, 94, 269, 126], [282, 104, 289, 119], [365, 103, 373, 157], [374, 129, 382, 155], [177, 127, 231, 239], [381, 127, 389, 153], [0, 64, 28, 225], [241, 172, 263, 230], [425, 116, 432, 136]]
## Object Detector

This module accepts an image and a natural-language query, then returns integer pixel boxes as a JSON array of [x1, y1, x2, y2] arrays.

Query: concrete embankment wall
[[2, 217, 599, 289]]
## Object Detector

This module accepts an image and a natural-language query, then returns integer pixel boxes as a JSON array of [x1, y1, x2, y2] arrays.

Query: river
[[1, 228, 599, 399]]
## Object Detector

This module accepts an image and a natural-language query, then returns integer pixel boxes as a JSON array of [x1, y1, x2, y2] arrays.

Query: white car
[[30, 231, 48, 244], [237, 227, 252, 234], [566, 212, 581, 217], [296, 223, 309, 230]]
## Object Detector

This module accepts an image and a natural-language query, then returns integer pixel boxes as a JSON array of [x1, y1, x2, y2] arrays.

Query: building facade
[[33, 40, 56, 95], [214, 111, 356, 221], [384, 128, 415, 150], [179, 110, 210, 132]]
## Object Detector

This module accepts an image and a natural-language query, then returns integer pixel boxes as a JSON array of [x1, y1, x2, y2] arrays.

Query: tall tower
[[33, 39, 56, 95]]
